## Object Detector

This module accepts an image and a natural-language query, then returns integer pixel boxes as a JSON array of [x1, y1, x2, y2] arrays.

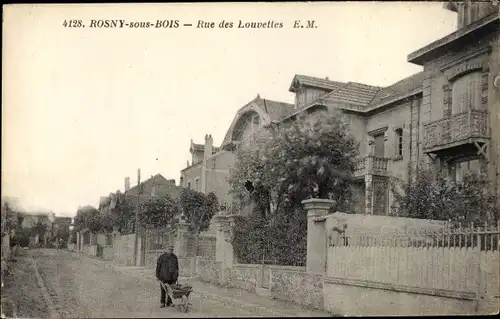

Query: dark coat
[[156, 252, 179, 282]]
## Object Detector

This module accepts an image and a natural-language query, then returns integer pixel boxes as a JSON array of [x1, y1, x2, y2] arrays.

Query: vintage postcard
[[2, 2, 500, 318]]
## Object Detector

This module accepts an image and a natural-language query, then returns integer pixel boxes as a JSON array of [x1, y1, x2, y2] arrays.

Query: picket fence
[[328, 221, 500, 298]]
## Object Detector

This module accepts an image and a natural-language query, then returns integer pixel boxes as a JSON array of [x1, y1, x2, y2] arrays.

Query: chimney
[[204, 134, 213, 159], [124, 177, 130, 191]]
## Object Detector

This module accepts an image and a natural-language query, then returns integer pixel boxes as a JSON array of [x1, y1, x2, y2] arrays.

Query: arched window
[[451, 71, 482, 114]]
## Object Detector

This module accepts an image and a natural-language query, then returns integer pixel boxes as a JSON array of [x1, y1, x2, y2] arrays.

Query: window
[[395, 129, 403, 157], [195, 178, 200, 191], [451, 72, 482, 114], [187, 182, 191, 189], [373, 134, 385, 158]]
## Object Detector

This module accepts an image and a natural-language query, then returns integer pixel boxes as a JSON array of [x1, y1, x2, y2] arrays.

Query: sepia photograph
[[2, 1, 500, 317]]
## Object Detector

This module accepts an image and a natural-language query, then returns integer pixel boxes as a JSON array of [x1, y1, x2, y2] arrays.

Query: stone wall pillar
[[76, 231, 80, 252], [213, 213, 235, 269], [175, 218, 190, 258], [302, 199, 335, 274]]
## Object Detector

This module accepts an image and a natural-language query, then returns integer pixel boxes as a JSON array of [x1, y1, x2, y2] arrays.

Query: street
[[27, 249, 330, 318]]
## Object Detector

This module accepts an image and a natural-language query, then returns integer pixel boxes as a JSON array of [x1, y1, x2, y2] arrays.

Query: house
[[99, 173, 183, 233], [180, 95, 295, 208], [19, 212, 56, 245], [279, 1, 499, 215], [180, 2, 499, 217], [53, 216, 72, 239]]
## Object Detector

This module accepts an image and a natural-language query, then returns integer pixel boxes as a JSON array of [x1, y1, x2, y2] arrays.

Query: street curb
[[29, 253, 62, 318]]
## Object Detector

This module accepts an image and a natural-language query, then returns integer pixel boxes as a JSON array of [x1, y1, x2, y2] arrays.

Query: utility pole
[[134, 168, 141, 266]]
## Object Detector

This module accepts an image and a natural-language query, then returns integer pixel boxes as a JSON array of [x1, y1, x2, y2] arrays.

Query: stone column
[[213, 213, 235, 269], [302, 198, 335, 274], [175, 218, 190, 258]]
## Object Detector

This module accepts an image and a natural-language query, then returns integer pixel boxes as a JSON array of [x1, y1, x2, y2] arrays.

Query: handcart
[[159, 281, 193, 313]]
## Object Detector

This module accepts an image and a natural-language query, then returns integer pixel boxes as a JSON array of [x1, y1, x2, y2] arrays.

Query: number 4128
[[63, 20, 83, 28]]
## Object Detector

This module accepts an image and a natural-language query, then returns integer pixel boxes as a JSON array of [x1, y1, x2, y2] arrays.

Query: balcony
[[354, 156, 389, 178], [423, 110, 489, 153]]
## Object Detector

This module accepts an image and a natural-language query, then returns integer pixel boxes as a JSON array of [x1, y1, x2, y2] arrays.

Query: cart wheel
[[182, 295, 189, 313]]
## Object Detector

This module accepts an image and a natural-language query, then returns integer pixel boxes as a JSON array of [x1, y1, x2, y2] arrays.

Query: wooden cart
[[159, 281, 193, 313]]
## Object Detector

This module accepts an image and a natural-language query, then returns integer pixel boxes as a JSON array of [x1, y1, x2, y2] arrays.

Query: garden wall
[[112, 233, 135, 266], [269, 266, 324, 310]]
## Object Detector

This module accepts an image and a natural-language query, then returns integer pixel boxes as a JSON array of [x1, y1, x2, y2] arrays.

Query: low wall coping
[[268, 265, 306, 272], [324, 277, 476, 301], [233, 263, 262, 269]]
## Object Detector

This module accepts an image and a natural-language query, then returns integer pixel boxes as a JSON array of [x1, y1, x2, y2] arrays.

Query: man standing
[[156, 245, 179, 308]]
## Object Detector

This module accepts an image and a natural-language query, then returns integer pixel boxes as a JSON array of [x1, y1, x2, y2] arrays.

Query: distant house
[[54, 217, 72, 239], [19, 212, 56, 245], [99, 173, 183, 233]]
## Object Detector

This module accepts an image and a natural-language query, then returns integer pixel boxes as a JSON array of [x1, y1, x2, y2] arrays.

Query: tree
[[229, 111, 358, 217], [112, 197, 137, 234], [228, 110, 359, 264], [1, 200, 22, 240], [138, 195, 179, 229], [179, 188, 220, 255], [392, 166, 500, 226], [74, 205, 103, 233]]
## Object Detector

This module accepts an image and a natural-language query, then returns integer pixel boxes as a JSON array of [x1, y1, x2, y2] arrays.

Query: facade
[[180, 95, 295, 208], [180, 2, 499, 217], [409, 1, 499, 191], [280, 2, 499, 215]]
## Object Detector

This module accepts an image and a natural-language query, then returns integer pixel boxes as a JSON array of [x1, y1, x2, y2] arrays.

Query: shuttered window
[[451, 72, 482, 114]]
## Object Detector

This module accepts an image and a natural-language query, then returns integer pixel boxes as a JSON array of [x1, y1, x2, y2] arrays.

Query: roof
[[283, 71, 425, 119], [256, 97, 295, 121], [218, 95, 294, 148], [407, 13, 499, 65], [322, 82, 381, 106], [289, 74, 345, 92], [190, 142, 220, 154], [126, 174, 175, 195], [366, 71, 425, 108], [191, 143, 204, 152]]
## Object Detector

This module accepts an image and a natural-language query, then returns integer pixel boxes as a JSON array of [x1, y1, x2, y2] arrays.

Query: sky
[[2, 2, 457, 217]]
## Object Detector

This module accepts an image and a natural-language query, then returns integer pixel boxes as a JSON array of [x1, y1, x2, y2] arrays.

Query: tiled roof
[[283, 71, 425, 119], [289, 74, 345, 92], [323, 82, 381, 106], [126, 174, 168, 194], [256, 97, 295, 121], [190, 143, 220, 154], [367, 71, 425, 107]]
